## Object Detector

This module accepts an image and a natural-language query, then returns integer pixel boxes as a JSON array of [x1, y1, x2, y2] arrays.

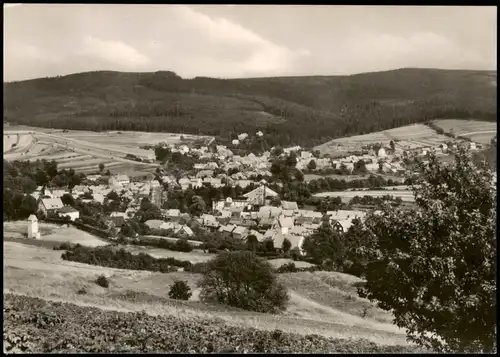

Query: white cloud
[[169, 5, 309, 76], [79, 36, 150, 68], [5, 41, 62, 63]]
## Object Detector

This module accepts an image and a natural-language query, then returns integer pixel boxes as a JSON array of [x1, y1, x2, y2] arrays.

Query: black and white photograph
[[3, 4, 497, 354]]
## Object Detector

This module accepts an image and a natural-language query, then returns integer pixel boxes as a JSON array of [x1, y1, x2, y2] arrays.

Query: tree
[[286, 151, 297, 167], [389, 140, 395, 151], [61, 193, 75, 206], [307, 159, 317, 170], [99, 163, 105, 172], [282, 238, 291, 253], [189, 195, 206, 216], [198, 251, 289, 313], [168, 280, 192, 300], [106, 190, 120, 202], [357, 148, 496, 353], [302, 223, 344, 268], [246, 234, 258, 253]]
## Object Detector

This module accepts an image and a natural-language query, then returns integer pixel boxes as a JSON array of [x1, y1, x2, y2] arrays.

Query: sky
[[3, 4, 497, 82]]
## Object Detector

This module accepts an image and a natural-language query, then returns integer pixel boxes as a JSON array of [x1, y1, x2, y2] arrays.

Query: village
[[27, 129, 479, 254]]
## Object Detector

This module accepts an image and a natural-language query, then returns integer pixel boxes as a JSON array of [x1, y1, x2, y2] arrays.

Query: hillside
[[4, 68, 497, 148]]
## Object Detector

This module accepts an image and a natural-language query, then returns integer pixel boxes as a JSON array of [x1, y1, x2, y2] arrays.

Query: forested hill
[[4, 68, 497, 149]]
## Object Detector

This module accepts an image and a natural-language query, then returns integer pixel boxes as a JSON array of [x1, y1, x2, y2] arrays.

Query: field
[[4, 221, 109, 247], [2, 127, 212, 174], [3, 238, 415, 351], [432, 119, 497, 144], [315, 124, 452, 155], [314, 190, 415, 203]]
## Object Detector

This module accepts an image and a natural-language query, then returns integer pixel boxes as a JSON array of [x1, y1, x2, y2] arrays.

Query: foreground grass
[[4, 294, 425, 353]]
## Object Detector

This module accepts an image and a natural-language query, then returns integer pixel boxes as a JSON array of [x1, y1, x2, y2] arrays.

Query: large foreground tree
[[358, 147, 496, 353]]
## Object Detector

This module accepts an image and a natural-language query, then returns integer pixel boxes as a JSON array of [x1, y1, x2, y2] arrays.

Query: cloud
[[79, 36, 150, 69], [167, 5, 309, 77], [5, 41, 62, 63]]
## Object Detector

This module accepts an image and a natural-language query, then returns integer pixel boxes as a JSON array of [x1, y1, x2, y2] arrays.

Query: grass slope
[[4, 68, 496, 148]]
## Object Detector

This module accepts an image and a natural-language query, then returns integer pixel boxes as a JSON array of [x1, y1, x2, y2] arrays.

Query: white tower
[[28, 214, 40, 239]]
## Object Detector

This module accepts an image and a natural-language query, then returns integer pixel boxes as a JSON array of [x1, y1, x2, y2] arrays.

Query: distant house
[[377, 148, 387, 158], [258, 206, 283, 219], [145, 219, 167, 230], [272, 216, 295, 235], [232, 226, 249, 240], [38, 198, 64, 217], [164, 209, 181, 221], [248, 229, 265, 242], [256, 131, 264, 137], [232, 139, 240, 146], [57, 205, 80, 221], [281, 201, 298, 211], [244, 185, 279, 206], [219, 224, 237, 238], [237, 133, 249, 141], [109, 174, 130, 187]]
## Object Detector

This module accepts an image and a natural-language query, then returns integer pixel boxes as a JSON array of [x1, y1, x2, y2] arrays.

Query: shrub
[[168, 280, 192, 301], [61, 245, 184, 273], [77, 288, 87, 295], [276, 262, 298, 273], [95, 275, 109, 288], [174, 238, 193, 252], [199, 251, 289, 313], [290, 247, 301, 261]]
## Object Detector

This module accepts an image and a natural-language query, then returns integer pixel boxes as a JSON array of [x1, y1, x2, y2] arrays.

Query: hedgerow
[[61, 245, 191, 273], [3, 294, 425, 353]]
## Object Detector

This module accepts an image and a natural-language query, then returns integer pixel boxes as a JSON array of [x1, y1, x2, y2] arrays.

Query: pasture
[[432, 119, 497, 144], [3, 221, 108, 247], [314, 190, 415, 202], [3, 240, 409, 346], [315, 124, 451, 155]]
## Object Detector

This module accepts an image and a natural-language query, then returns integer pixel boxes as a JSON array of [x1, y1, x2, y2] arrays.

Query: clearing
[[432, 119, 497, 144], [314, 190, 415, 203], [3, 240, 410, 346], [315, 123, 451, 155], [3, 221, 108, 247]]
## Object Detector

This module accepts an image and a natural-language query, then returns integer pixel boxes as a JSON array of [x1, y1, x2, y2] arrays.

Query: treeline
[[3, 159, 86, 221], [4, 69, 496, 149], [60, 244, 190, 273]]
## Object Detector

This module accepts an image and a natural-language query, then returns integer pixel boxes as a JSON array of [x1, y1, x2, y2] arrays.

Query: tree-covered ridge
[[4, 68, 496, 148]]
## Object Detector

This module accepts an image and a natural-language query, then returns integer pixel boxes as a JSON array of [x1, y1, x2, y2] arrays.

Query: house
[[57, 205, 80, 221], [109, 212, 127, 227], [203, 177, 223, 188], [201, 214, 220, 229], [330, 220, 345, 234], [248, 229, 265, 242], [165, 209, 181, 221], [109, 174, 130, 187], [256, 131, 264, 137], [219, 224, 237, 238], [175, 225, 194, 237], [281, 201, 298, 210], [232, 139, 240, 146], [377, 148, 387, 158], [258, 206, 283, 219], [232, 226, 249, 240], [244, 185, 279, 206], [38, 198, 64, 217], [145, 219, 167, 230], [300, 151, 312, 160], [237, 133, 249, 141], [272, 216, 295, 234], [235, 180, 252, 189]]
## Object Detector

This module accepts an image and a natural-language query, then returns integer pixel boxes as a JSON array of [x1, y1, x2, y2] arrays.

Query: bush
[[95, 275, 109, 288], [174, 238, 193, 252], [276, 262, 298, 273], [61, 245, 186, 273], [168, 280, 192, 300], [199, 251, 289, 313]]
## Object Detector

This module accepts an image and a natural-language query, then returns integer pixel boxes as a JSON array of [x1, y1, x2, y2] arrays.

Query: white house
[[38, 198, 64, 217], [232, 139, 240, 146], [57, 205, 80, 221], [237, 133, 249, 141], [109, 174, 130, 187], [377, 148, 387, 158], [256, 131, 264, 137]]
